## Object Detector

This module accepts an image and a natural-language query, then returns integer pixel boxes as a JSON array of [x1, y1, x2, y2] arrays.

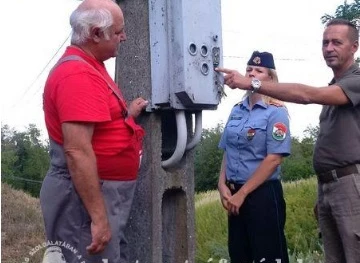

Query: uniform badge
[[247, 128, 256, 140], [253, 56, 261, 65], [272, 122, 287, 141]]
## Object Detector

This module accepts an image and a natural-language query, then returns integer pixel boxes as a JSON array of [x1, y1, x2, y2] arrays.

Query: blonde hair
[[244, 68, 286, 107]]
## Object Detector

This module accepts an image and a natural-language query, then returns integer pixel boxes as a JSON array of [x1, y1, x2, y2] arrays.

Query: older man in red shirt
[[40, 0, 148, 262]]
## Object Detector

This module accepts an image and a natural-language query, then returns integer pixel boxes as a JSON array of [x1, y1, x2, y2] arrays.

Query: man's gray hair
[[70, 8, 113, 45]]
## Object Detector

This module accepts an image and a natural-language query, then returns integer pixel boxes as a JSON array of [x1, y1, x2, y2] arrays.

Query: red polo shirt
[[43, 46, 144, 180]]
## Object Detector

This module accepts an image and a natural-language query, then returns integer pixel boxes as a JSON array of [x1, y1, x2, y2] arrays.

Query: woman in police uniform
[[217, 51, 291, 263]]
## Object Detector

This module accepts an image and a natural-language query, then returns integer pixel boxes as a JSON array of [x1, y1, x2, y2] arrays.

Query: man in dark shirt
[[216, 18, 360, 263]]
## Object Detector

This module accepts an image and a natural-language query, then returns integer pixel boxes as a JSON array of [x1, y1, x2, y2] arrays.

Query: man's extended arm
[[215, 67, 350, 106]]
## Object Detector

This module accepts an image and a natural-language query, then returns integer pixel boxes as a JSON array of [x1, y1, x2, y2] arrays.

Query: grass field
[[1, 177, 324, 263], [1, 183, 45, 263]]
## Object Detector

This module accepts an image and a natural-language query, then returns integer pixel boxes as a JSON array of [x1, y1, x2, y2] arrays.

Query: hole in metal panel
[[200, 45, 208, 57], [188, 43, 197, 56], [201, 63, 209, 75]]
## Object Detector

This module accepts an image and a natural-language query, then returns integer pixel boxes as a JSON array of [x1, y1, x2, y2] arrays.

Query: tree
[[321, 0, 360, 27], [1, 124, 49, 197], [303, 125, 320, 144], [281, 125, 319, 181], [194, 124, 224, 192], [321, 0, 360, 64], [1, 125, 18, 177]]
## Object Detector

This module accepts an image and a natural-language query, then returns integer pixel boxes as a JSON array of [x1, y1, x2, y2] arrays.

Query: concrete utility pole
[[115, 0, 196, 262], [116, 0, 222, 261]]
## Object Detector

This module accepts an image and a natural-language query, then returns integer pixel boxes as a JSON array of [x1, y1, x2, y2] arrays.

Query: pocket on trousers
[[353, 175, 360, 198]]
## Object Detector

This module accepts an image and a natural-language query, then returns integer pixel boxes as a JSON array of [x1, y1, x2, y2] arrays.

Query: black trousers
[[227, 180, 289, 263]]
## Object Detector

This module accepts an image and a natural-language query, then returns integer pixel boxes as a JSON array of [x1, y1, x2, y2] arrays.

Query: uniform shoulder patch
[[272, 122, 287, 141]]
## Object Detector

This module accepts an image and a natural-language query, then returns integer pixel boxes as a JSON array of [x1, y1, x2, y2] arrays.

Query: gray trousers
[[318, 172, 360, 263], [40, 170, 136, 263]]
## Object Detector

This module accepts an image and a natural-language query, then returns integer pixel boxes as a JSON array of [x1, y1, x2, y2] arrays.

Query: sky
[[1, 0, 358, 140]]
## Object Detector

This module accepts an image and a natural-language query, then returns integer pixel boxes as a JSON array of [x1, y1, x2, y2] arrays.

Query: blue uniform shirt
[[219, 96, 291, 183]]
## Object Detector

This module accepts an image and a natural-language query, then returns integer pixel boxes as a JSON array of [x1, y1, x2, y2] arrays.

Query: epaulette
[[234, 101, 243, 107], [269, 101, 284, 107]]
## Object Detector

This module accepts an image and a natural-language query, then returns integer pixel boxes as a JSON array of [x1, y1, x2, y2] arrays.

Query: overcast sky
[[1, 0, 357, 139]]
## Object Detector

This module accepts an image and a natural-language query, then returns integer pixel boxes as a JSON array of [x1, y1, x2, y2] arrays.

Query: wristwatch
[[251, 78, 262, 92]]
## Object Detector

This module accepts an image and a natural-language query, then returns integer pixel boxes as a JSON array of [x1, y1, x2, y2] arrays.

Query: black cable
[[223, 55, 305, 61], [12, 32, 71, 107], [2, 175, 43, 184]]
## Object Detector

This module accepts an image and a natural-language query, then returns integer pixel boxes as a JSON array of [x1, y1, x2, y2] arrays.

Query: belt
[[225, 181, 243, 191], [317, 164, 360, 184], [225, 179, 279, 191]]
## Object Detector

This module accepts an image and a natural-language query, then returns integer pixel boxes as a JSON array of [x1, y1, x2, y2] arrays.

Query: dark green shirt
[[313, 63, 360, 173]]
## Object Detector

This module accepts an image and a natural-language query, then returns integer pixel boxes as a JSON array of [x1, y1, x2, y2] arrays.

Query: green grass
[[195, 191, 229, 262], [2, 177, 324, 263], [284, 178, 322, 254], [195, 177, 324, 263]]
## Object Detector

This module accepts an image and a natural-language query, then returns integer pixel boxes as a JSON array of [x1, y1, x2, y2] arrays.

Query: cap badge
[[253, 56, 261, 65]]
